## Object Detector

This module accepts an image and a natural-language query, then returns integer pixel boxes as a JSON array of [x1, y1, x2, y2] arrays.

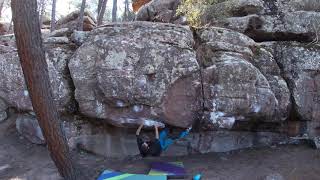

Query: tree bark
[[97, 0, 107, 25], [11, 0, 80, 179], [77, 0, 86, 31], [50, 0, 57, 31], [112, 0, 117, 22], [96, 0, 103, 21]]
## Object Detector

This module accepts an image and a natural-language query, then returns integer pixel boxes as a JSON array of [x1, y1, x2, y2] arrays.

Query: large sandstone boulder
[[251, 47, 291, 121], [136, 0, 187, 24], [0, 43, 76, 112], [56, 10, 96, 31], [132, 0, 152, 12], [261, 42, 320, 138], [69, 22, 201, 128], [196, 27, 291, 130]]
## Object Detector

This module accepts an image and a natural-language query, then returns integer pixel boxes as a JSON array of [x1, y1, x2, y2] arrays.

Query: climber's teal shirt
[[159, 128, 190, 151]]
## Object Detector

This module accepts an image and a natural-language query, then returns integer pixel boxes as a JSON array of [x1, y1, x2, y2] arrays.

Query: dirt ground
[[0, 120, 320, 180]]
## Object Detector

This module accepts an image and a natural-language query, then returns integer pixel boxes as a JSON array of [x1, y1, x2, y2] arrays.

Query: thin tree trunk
[[77, 0, 86, 31], [112, 0, 117, 22], [50, 0, 57, 31], [123, 0, 129, 21], [8, 18, 13, 32], [97, 0, 107, 25], [39, 0, 46, 28], [11, 0, 80, 179], [0, 0, 5, 19], [96, 0, 103, 21]]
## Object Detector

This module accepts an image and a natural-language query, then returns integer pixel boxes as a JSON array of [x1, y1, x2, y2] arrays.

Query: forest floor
[[0, 119, 320, 180]]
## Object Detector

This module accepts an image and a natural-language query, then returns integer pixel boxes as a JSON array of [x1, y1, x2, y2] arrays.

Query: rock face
[[67, 124, 140, 157], [261, 42, 320, 138], [48, 28, 72, 37], [70, 31, 90, 46], [69, 22, 201, 128], [136, 0, 187, 24], [16, 114, 45, 145], [0, 98, 8, 115], [0, 43, 76, 112], [0, 98, 7, 122], [63, 117, 290, 158], [196, 27, 290, 130], [43, 37, 70, 44], [0, 99, 7, 122], [189, 131, 289, 153], [0, 46, 32, 111]]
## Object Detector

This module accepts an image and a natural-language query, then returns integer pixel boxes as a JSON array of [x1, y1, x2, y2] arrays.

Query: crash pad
[[97, 169, 167, 180], [148, 162, 187, 179]]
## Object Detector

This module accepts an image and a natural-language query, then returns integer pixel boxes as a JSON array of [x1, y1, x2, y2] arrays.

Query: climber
[[136, 123, 192, 157]]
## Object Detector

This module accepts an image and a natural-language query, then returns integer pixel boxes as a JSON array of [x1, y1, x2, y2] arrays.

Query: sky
[[1, 0, 128, 22]]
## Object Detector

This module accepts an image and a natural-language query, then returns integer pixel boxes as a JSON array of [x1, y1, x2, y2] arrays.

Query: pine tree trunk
[[112, 0, 117, 22], [11, 0, 80, 179], [97, 0, 107, 25], [50, 0, 57, 31], [96, 0, 103, 21], [77, 0, 86, 31]]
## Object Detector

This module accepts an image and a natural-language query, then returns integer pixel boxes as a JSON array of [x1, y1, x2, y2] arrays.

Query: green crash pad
[[97, 169, 167, 180]]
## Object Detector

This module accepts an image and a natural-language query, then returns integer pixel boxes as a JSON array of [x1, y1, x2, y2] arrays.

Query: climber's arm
[[136, 123, 144, 136], [155, 125, 159, 139]]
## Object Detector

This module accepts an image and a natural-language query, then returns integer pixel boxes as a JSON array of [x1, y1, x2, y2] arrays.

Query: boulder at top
[[56, 10, 96, 31], [136, 0, 187, 24], [201, 0, 320, 42]]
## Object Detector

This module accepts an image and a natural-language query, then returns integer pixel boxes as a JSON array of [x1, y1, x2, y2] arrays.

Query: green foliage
[[176, 0, 224, 27]]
